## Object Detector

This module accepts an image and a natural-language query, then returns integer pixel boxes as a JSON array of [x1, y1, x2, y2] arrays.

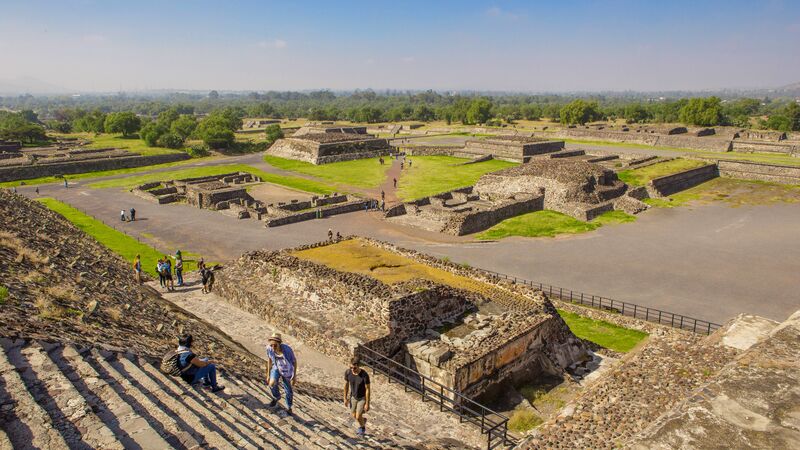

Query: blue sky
[[0, 0, 798, 92]]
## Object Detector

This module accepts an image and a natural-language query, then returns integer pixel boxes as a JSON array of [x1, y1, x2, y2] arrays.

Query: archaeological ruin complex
[[214, 238, 588, 400]]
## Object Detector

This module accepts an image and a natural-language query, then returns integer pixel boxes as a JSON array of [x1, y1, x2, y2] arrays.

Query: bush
[[0, 285, 7, 304], [156, 132, 185, 149], [187, 144, 210, 158]]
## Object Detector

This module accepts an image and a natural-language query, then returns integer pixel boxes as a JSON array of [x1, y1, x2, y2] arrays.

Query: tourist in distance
[[175, 334, 225, 393], [265, 332, 297, 415], [34, 187, 39, 195], [162, 255, 174, 291], [344, 357, 371, 436], [336, 231, 342, 241], [201, 266, 215, 294], [380, 190, 385, 201], [133, 254, 142, 284], [129, 207, 136, 221], [63, 178, 68, 188], [173, 250, 184, 286], [393, 177, 397, 188], [120, 210, 126, 222], [157, 258, 166, 288], [328, 229, 333, 241]]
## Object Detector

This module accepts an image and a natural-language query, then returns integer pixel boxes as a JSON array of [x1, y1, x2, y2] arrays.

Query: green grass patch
[[397, 155, 516, 201], [0, 157, 205, 188], [0, 286, 7, 304], [477, 210, 635, 240], [645, 177, 800, 209], [86, 164, 336, 194], [264, 155, 391, 188], [55, 132, 184, 156], [36, 198, 204, 277], [557, 309, 648, 353], [617, 159, 710, 186], [508, 409, 543, 432]]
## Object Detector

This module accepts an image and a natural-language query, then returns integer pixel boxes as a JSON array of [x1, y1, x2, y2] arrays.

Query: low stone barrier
[[0, 152, 190, 182], [717, 160, 800, 185], [648, 164, 719, 197], [265, 199, 371, 227]]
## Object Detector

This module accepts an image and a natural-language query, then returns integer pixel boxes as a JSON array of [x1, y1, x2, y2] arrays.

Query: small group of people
[[133, 250, 193, 290], [263, 333, 372, 435], [120, 207, 136, 222], [166, 331, 372, 435], [327, 229, 342, 242]]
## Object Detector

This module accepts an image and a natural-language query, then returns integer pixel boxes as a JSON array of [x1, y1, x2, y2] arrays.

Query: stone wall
[[463, 139, 565, 162], [443, 194, 544, 235], [268, 135, 392, 164], [0, 152, 190, 182], [545, 128, 733, 152], [717, 160, 800, 185], [647, 164, 719, 197], [265, 198, 371, 227], [731, 140, 799, 154]]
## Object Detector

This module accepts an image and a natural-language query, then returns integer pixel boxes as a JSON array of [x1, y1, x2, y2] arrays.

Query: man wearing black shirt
[[344, 357, 371, 436]]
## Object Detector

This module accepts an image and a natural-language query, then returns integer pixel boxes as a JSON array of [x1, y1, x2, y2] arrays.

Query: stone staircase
[[0, 338, 422, 449]]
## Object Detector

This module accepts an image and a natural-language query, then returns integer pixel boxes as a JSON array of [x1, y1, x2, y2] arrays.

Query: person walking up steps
[[157, 258, 166, 288], [266, 333, 297, 415], [344, 357, 371, 436]]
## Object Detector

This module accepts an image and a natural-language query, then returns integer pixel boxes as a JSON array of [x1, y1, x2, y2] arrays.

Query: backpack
[[159, 349, 191, 376]]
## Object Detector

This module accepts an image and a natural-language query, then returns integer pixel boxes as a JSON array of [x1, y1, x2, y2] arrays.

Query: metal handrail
[[357, 345, 513, 450], [479, 268, 722, 335]]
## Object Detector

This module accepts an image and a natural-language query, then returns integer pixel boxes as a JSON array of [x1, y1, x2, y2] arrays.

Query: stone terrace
[[214, 237, 587, 400]]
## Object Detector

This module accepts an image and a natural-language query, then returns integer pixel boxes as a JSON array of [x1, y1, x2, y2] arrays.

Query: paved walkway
[[16, 149, 800, 324]]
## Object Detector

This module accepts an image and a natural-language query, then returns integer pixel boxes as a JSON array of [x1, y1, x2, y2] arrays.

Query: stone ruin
[[386, 186, 545, 236], [387, 159, 648, 235], [462, 136, 567, 162], [214, 237, 587, 400], [474, 159, 648, 221], [268, 125, 393, 164], [132, 171, 371, 225]]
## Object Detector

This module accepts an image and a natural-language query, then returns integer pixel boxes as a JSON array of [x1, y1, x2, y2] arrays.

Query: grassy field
[[397, 155, 517, 201], [645, 177, 800, 208], [477, 210, 635, 240], [0, 157, 207, 188], [36, 198, 205, 277], [86, 163, 336, 194], [264, 155, 391, 188], [54, 132, 186, 156], [557, 309, 648, 353], [617, 159, 710, 186]]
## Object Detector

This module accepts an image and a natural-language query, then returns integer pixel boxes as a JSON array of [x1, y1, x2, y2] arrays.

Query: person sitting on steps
[[176, 334, 225, 393]]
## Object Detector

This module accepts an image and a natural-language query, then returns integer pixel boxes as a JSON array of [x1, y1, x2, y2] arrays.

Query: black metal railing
[[357, 345, 514, 450], [480, 268, 722, 335]]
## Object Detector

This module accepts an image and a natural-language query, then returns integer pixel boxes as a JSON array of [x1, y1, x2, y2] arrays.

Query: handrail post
[[421, 377, 425, 402]]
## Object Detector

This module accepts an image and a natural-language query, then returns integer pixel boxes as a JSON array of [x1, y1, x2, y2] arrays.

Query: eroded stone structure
[[462, 136, 566, 162], [268, 125, 393, 164], [214, 238, 587, 399]]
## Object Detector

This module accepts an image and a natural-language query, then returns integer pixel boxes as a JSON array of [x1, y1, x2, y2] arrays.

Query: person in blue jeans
[[177, 334, 225, 393], [266, 332, 297, 415]]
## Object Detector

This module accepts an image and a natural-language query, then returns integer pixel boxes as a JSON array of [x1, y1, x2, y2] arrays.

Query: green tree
[[170, 115, 198, 139], [764, 114, 792, 132], [104, 112, 142, 137], [73, 110, 107, 133], [264, 124, 284, 143], [140, 121, 167, 146], [678, 97, 722, 126], [465, 98, 493, 125], [560, 99, 601, 125], [208, 90, 220, 100], [412, 104, 436, 122], [0, 112, 47, 143], [784, 102, 800, 131], [623, 104, 651, 123]]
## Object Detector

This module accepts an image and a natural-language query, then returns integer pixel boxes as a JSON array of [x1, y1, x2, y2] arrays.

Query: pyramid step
[[84, 348, 208, 449], [105, 351, 240, 450], [9, 341, 124, 449], [131, 355, 277, 449], [0, 426, 12, 450], [0, 340, 70, 450], [52, 345, 175, 450]]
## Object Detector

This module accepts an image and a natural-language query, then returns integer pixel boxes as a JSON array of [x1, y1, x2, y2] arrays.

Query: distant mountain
[[774, 82, 800, 96], [0, 77, 70, 95]]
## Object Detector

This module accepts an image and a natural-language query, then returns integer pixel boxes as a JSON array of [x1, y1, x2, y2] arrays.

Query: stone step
[[131, 355, 280, 449], [5, 340, 125, 449], [84, 347, 209, 449], [51, 344, 175, 450], [107, 351, 241, 450], [0, 426, 12, 450], [0, 340, 70, 450]]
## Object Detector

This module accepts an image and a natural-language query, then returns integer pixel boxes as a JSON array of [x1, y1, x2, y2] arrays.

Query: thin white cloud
[[258, 39, 287, 49], [485, 6, 523, 20]]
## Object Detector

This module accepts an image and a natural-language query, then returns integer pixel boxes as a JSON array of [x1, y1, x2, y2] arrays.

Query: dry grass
[[0, 231, 50, 266], [106, 307, 123, 322], [292, 238, 531, 305]]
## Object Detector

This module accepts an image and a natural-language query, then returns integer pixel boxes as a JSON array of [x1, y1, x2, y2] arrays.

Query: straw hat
[[268, 332, 283, 344]]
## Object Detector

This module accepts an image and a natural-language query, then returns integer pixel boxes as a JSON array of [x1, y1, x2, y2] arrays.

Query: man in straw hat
[[265, 332, 297, 415]]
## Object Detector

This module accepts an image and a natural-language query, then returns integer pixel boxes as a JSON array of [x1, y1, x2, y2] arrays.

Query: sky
[[0, 0, 798, 93]]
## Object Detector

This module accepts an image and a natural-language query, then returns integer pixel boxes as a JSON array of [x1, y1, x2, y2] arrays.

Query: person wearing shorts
[[344, 357, 371, 436]]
